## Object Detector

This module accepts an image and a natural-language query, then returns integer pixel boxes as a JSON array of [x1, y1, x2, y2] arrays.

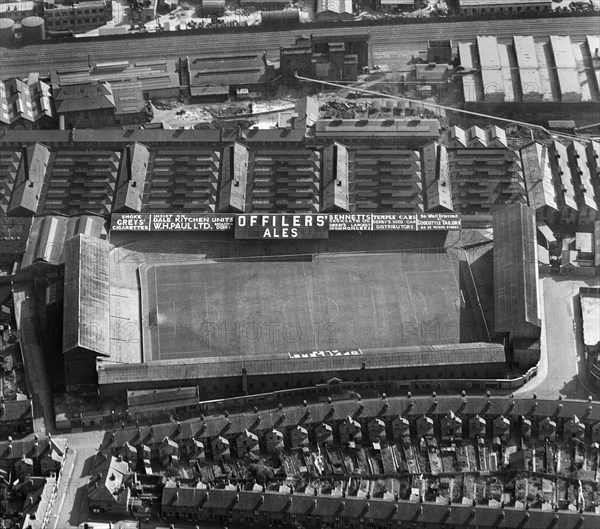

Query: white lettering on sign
[[287, 349, 363, 359]]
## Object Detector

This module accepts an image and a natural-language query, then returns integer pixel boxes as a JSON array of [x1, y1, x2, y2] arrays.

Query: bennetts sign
[[110, 213, 461, 237]]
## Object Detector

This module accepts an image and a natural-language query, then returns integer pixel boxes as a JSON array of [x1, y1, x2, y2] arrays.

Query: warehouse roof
[[187, 53, 269, 90], [54, 81, 116, 113], [51, 60, 180, 94], [493, 204, 541, 335], [477, 36, 502, 70], [513, 36, 539, 69], [550, 35, 577, 69]]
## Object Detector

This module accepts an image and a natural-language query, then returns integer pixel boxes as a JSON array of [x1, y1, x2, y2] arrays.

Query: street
[[516, 275, 600, 400]]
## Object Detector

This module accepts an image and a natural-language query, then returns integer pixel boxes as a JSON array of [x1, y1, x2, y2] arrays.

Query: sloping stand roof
[[62, 234, 112, 357], [493, 204, 541, 339]]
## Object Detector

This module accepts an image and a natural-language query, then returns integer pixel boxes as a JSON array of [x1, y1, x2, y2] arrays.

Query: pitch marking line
[[154, 265, 161, 358], [205, 283, 211, 354], [302, 261, 319, 350], [403, 271, 419, 324]]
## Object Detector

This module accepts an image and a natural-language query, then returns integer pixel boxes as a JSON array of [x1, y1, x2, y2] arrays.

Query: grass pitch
[[140, 251, 472, 361]]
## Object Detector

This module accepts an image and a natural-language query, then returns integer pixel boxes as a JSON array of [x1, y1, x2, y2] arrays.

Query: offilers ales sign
[[235, 214, 329, 239]]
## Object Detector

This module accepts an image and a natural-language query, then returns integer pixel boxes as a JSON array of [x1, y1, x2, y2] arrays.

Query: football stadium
[[58, 208, 540, 406]]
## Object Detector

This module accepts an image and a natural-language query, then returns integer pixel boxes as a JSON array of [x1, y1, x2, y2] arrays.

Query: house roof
[[100, 395, 600, 458], [0, 437, 66, 462], [159, 487, 600, 527], [0, 398, 32, 425], [87, 454, 130, 505]]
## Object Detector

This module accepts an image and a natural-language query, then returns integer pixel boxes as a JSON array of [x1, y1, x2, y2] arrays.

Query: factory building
[[457, 0, 552, 16]]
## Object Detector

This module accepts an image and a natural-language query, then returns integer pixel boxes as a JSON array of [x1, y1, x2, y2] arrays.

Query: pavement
[[12, 281, 55, 436], [515, 275, 600, 400], [48, 429, 106, 529]]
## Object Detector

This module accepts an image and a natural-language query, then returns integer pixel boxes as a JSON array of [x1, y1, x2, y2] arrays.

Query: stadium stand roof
[[62, 234, 111, 358], [493, 204, 541, 338], [21, 215, 107, 268], [520, 142, 559, 212], [98, 343, 505, 386]]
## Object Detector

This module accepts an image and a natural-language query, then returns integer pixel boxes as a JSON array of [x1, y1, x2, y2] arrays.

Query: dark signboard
[[416, 213, 461, 230], [110, 214, 234, 232], [372, 214, 417, 231], [110, 213, 151, 231], [150, 214, 234, 231], [329, 214, 372, 231], [235, 214, 329, 239], [110, 213, 461, 233]]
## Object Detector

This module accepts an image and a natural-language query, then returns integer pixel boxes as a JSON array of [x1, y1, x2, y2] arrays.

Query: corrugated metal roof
[[62, 234, 111, 357], [55, 82, 116, 113], [98, 342, 505, 385], [493, 204, 541, 334]]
